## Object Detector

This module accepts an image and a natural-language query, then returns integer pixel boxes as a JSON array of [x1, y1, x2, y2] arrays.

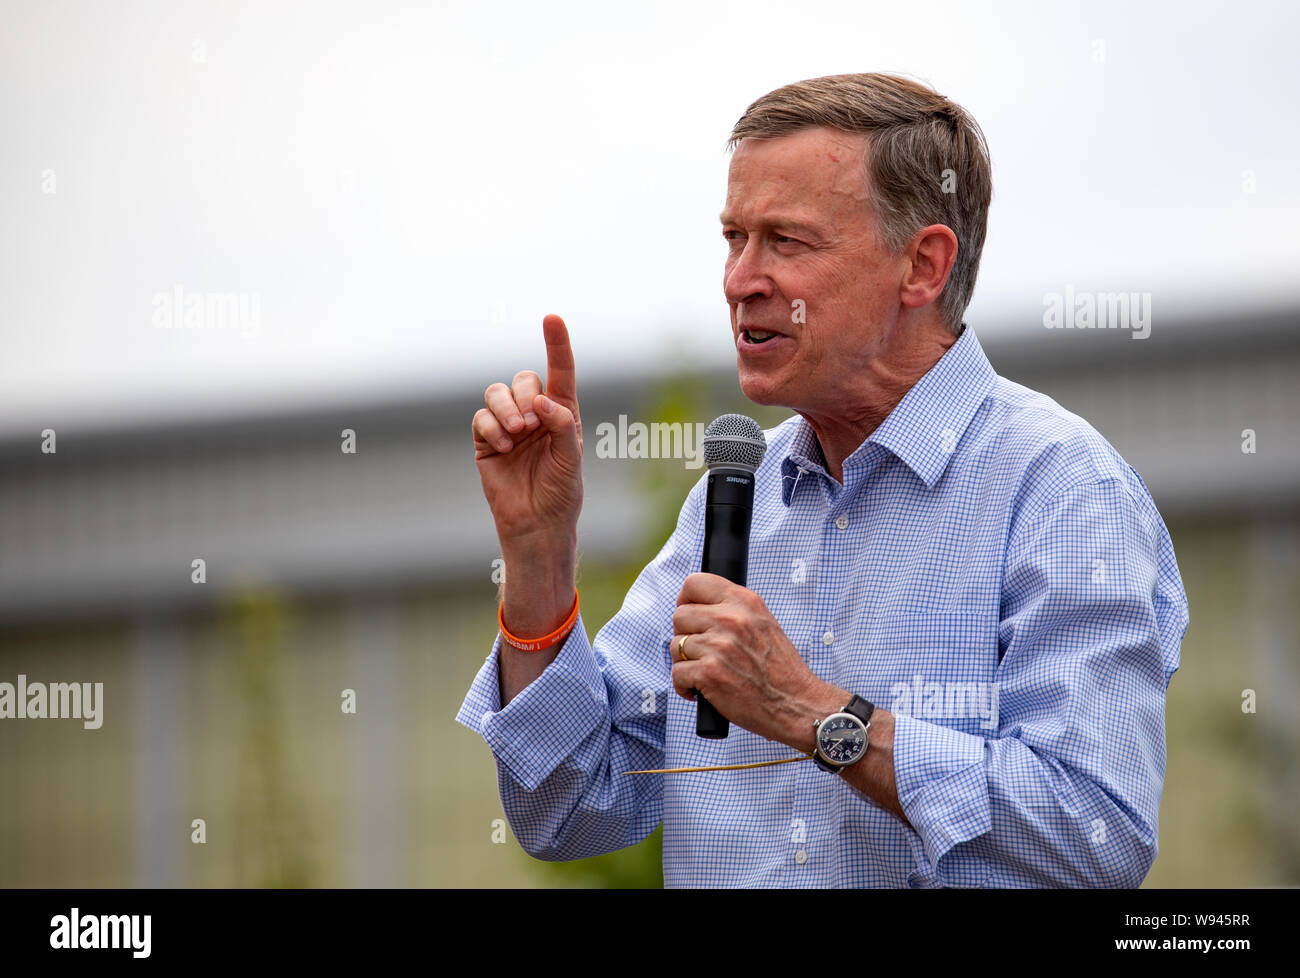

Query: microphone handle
[[694, 471, 753, 739]]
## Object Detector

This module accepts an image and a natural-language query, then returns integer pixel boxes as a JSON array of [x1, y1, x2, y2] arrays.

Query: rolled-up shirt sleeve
[[454, 478, 705, 861], [892, 476, 1188, 887]]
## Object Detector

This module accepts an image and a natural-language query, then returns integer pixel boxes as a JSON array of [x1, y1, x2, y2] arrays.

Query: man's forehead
[[721, 130, 870, 226], [728, 128, 867, 173]]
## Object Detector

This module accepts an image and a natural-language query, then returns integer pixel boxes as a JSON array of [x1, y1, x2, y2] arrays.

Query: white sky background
[[2, 0, 1297, 436]]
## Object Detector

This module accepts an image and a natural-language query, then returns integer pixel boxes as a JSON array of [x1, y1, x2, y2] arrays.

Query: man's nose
[[723, 238, 773, 306]]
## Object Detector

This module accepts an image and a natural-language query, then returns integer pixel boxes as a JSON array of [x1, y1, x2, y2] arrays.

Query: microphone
[[694, 414, 767, 739]]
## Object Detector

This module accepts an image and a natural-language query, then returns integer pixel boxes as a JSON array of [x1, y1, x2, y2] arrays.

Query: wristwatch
[[811, 695, 874, 773]]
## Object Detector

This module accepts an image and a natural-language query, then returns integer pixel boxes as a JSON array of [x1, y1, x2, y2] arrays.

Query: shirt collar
[[779, 324, 997, 504]]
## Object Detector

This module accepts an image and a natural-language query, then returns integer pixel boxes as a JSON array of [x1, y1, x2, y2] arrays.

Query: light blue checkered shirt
[[456, 324, 1189, 887]]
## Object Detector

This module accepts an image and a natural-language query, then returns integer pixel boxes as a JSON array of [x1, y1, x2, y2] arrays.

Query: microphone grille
[[703, 414, 767, 471]]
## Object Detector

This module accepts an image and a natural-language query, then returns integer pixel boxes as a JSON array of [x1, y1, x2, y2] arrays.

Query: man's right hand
[[473, 314, 583, 687], [472, 313, 584, 545]]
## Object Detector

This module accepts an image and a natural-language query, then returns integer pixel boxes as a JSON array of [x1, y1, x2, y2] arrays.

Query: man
[[459, 73, 1188, 887]]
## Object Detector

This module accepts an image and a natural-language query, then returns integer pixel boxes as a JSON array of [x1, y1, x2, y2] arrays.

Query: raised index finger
[[542, 313, 577, 407]]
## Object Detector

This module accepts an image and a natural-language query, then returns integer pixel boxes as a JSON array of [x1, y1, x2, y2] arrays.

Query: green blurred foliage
[[219, 589, 317, 887]]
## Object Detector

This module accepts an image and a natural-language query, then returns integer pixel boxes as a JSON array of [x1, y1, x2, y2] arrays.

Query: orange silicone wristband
[[498, 588, 580, 652]]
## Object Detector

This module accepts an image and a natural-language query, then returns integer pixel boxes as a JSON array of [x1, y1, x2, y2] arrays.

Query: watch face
[[817, 714, 866, 766]]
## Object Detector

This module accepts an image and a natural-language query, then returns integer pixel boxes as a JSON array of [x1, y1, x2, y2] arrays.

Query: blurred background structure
[[1, 308, 1297, 887], [2, 0, 1298, 888]]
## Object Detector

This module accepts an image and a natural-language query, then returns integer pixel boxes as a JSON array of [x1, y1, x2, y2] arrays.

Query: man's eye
[[722, 231, 798, 244]]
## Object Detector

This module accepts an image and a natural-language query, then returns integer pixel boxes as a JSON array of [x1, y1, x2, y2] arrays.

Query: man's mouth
[[742, 329, 780, 344]]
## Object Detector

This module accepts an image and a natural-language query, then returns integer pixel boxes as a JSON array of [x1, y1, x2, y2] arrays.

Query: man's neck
[[799, 328, 958, 483], [800, 401, 900, 485]]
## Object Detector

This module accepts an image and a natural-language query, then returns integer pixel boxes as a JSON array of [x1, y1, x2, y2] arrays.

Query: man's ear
[[899, 224, 958, 311]]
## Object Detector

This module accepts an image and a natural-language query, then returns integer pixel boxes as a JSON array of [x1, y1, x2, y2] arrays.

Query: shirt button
[[834, 514, 849, 530], [822, 631, 834, 646], [795, 849, 808, 865]]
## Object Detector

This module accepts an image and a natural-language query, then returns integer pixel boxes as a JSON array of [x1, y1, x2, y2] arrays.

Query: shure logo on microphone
[[724, 476, 749, 484]]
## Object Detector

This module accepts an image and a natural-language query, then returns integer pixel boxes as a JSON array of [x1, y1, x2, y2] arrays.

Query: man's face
[[721, 127, 907, 413]]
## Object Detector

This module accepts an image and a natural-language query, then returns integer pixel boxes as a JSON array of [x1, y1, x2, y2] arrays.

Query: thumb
[[534, 394, 581, 467]]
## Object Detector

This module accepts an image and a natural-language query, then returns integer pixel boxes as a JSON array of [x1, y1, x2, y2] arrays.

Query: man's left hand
[[671, 572, 843, 751]]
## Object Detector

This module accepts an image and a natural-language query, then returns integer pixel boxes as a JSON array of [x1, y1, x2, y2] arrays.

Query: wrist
[[500, 525, 578, 560], [500, 584, 576, 643], [786, 677, 851, 755], [500, 588, 578, 652], [499, 531, 578, 638]]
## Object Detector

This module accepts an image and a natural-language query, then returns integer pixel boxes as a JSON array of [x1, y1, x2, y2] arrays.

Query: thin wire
[[623, 755, 814, 775]]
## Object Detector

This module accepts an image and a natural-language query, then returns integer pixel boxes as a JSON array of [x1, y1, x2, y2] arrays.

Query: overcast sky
[[2, 0, 1297, 436]]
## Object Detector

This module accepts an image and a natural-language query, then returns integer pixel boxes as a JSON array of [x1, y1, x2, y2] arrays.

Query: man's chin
[[737, 374, 786, 408]]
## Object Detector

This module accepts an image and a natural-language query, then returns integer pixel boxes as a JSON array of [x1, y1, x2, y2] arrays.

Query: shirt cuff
[[892, 713, 991, 882], [454, 612, 608, 791]]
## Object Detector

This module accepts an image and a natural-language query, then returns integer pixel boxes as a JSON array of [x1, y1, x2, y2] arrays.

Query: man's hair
[[726, 73, 992, 335]]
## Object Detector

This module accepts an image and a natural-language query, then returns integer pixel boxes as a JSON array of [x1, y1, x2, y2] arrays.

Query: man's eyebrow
[[718, 212, 823, 236]]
